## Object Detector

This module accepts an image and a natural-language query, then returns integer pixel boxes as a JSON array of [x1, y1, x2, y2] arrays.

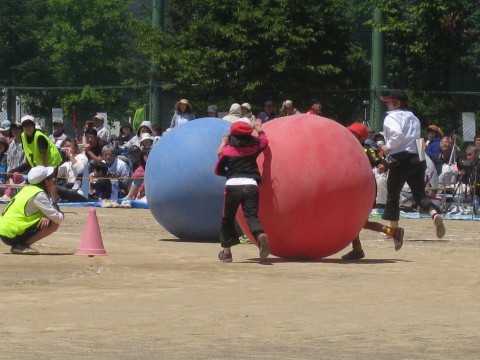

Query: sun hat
[[140, 132, 155, 144], [207, 105, 218, 114], [175, 99, 192, 111], [427, 125, 444, 137], [380, 89, 408, 103], [0, 120, 11, 131], [230, 121, 253, 136], [28, 165, 55, 185], [241, 103, 252, 112], [347, 122, 370, 142], [20, 115, 35, 126]]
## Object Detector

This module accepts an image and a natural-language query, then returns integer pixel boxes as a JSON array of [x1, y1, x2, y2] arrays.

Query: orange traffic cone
[[76, 208, 107, 256]]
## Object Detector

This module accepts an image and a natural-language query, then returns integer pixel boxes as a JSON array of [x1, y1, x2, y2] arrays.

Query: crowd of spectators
[[1, 97, 477, 215]]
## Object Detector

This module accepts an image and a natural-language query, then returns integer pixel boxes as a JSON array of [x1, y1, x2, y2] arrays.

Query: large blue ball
[[145, 118, 231, 241]]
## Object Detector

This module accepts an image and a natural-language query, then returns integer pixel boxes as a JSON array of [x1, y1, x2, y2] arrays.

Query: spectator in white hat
[[241, 103, 256, 124], [49, 118, 68, 145], [0, 165, 64, 255]]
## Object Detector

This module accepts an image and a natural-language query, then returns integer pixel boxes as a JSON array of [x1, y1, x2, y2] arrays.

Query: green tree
[[137, 0, 370, 121]]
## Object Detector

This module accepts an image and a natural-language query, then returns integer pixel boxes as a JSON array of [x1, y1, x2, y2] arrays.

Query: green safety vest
[[21, 130, 62, 168], [0, 185, 44, 239]]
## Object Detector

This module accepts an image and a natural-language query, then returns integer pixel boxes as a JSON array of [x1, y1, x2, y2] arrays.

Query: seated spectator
[[170, 99, 195, 128], [425, 125, 443, 159], [0, 137, 8, 186], [0, 120, 14, 144], [474, 133, 480, 149], [241, 103, 256, 124], [306, 98, 322, 115], [56, 138, 89, 203], [257, 100, 276, 123], [374, 160, 389, 208], [151, 124, 162, 141], [123, 120, 153, 150], [120, 146, 147, 208], [207, 105, 219, 118], [84, 128, 107, 163], [114, 122, 134, 146], [433, 136, 454, 177], [49, 119, 68, 146], [93, 114, 110, 143], [222, 103, 242, 123], [102, 144, 130, 198], [281, 100, 301, 116], [89, 161, 112, 201], [140, 133, 155, 152], [2, 123, 25, 201]]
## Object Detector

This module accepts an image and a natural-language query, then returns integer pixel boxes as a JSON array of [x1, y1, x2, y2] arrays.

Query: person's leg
[[382, 162, 408, 223], [406, 161, 445, 238], [219, 186, 243, 261], [56, 185, 88, 203], [364, 220, 404, 250], [342, 235, 365, 260], [24, 221, 59, 246], [241, 185, 269, 259]]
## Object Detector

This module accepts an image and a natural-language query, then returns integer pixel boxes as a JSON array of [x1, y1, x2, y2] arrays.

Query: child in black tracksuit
[[214, 118, 269, 262]]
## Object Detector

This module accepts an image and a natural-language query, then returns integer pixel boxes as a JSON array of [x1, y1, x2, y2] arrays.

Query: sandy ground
[[0, 206, 479, 360]]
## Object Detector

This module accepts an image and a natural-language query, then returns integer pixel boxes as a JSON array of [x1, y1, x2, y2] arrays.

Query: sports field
[[0, 207, 478, 359]]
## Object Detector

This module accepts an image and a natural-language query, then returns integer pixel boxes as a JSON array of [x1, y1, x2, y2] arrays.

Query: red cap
[[347, 122, 369, 142], [230, 122, 253, 136]]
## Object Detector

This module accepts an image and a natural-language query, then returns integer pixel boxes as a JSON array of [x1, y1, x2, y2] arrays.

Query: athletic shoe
[[433, 214, 446, 239], [257, 233, 270, 260], [218, 250, 232, 263], [110, 200, 120, 208], [392, 227, 404, 251], [101, 200, 112, 208], [0, 195, 11, 201], [120, 199, 132, 208], [239, 235, 252, 244], [341, 249, 365, 260], [10, 245, 39, 255]]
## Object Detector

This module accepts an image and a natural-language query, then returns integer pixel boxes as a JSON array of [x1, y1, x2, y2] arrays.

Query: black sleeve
[[7, 162, 31, 179], [37, 136, 48, 150]]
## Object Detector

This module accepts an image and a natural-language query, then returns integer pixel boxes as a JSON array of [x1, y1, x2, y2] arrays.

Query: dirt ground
[[0, 206, 478, 360]]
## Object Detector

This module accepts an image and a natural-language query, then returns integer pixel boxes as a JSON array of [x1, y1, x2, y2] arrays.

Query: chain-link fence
[[1, 86, 479, 141]]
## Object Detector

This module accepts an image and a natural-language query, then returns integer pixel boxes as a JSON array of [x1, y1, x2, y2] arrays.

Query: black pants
[[56, 185, 88, 203], [383, 155, 439, 221], [221, 185, 264, 248]]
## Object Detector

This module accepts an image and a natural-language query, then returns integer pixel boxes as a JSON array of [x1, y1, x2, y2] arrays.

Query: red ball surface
[[238, 114, 375, 259]]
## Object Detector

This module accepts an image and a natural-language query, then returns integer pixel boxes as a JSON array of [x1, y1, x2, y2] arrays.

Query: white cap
[[236, 117, 252, 126], [94, 114, 105, 122], [21, 115, 35, 125], [284, 100, 293, 108], [28, 166, 55, 185], [140, 132, 154, 143], [0, 120, 11, 131]]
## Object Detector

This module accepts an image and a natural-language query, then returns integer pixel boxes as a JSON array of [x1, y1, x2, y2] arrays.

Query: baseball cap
[[28, 165, 55, 185], [53, 119, 64, 125], [0, 120, 11, 131], [21, 115, 35, 126], [380, 89, 408, 103]]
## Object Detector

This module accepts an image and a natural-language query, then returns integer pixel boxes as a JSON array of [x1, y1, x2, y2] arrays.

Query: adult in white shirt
[[379, 89, 445, 238], [93, 114, 111, 143], [56, 137, 89, 202]]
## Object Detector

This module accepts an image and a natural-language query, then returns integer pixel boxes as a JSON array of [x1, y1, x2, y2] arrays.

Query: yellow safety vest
[[21, 130, 62, 167], [0, 185, 44, 238]]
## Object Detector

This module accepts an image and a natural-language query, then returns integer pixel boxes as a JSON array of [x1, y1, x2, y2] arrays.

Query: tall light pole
[[150, 0, 165, 126]]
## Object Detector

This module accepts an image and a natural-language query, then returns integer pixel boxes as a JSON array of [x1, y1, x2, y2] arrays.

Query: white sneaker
[[110, 200, 120, 208], [11, 245, 39, 255], [101, 200, 113, 208], [120, 199, 132, 208], [0, 195, 11, 201]]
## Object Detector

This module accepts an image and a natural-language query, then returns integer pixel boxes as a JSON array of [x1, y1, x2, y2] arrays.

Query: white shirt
[[96, 125, 111, 143], [383, 109, 421, 155], [26, 191, 64, 224], [57, 153, 89, 191], [226, 177, 257, 186], [104, 157, 130, 179]]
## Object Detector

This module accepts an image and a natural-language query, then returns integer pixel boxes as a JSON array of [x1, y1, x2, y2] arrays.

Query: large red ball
[[238, 114, 375, 259]]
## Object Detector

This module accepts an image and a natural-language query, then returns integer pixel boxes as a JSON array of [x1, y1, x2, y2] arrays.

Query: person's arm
[[70, 153, 87, 176], [253, 118, 269, 150], [217, 135, 229, 156], [37, 136, 49, 166], [84, 143, 103, 162], [170, 113, 177, 128], [32, 192, 64, 224]]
